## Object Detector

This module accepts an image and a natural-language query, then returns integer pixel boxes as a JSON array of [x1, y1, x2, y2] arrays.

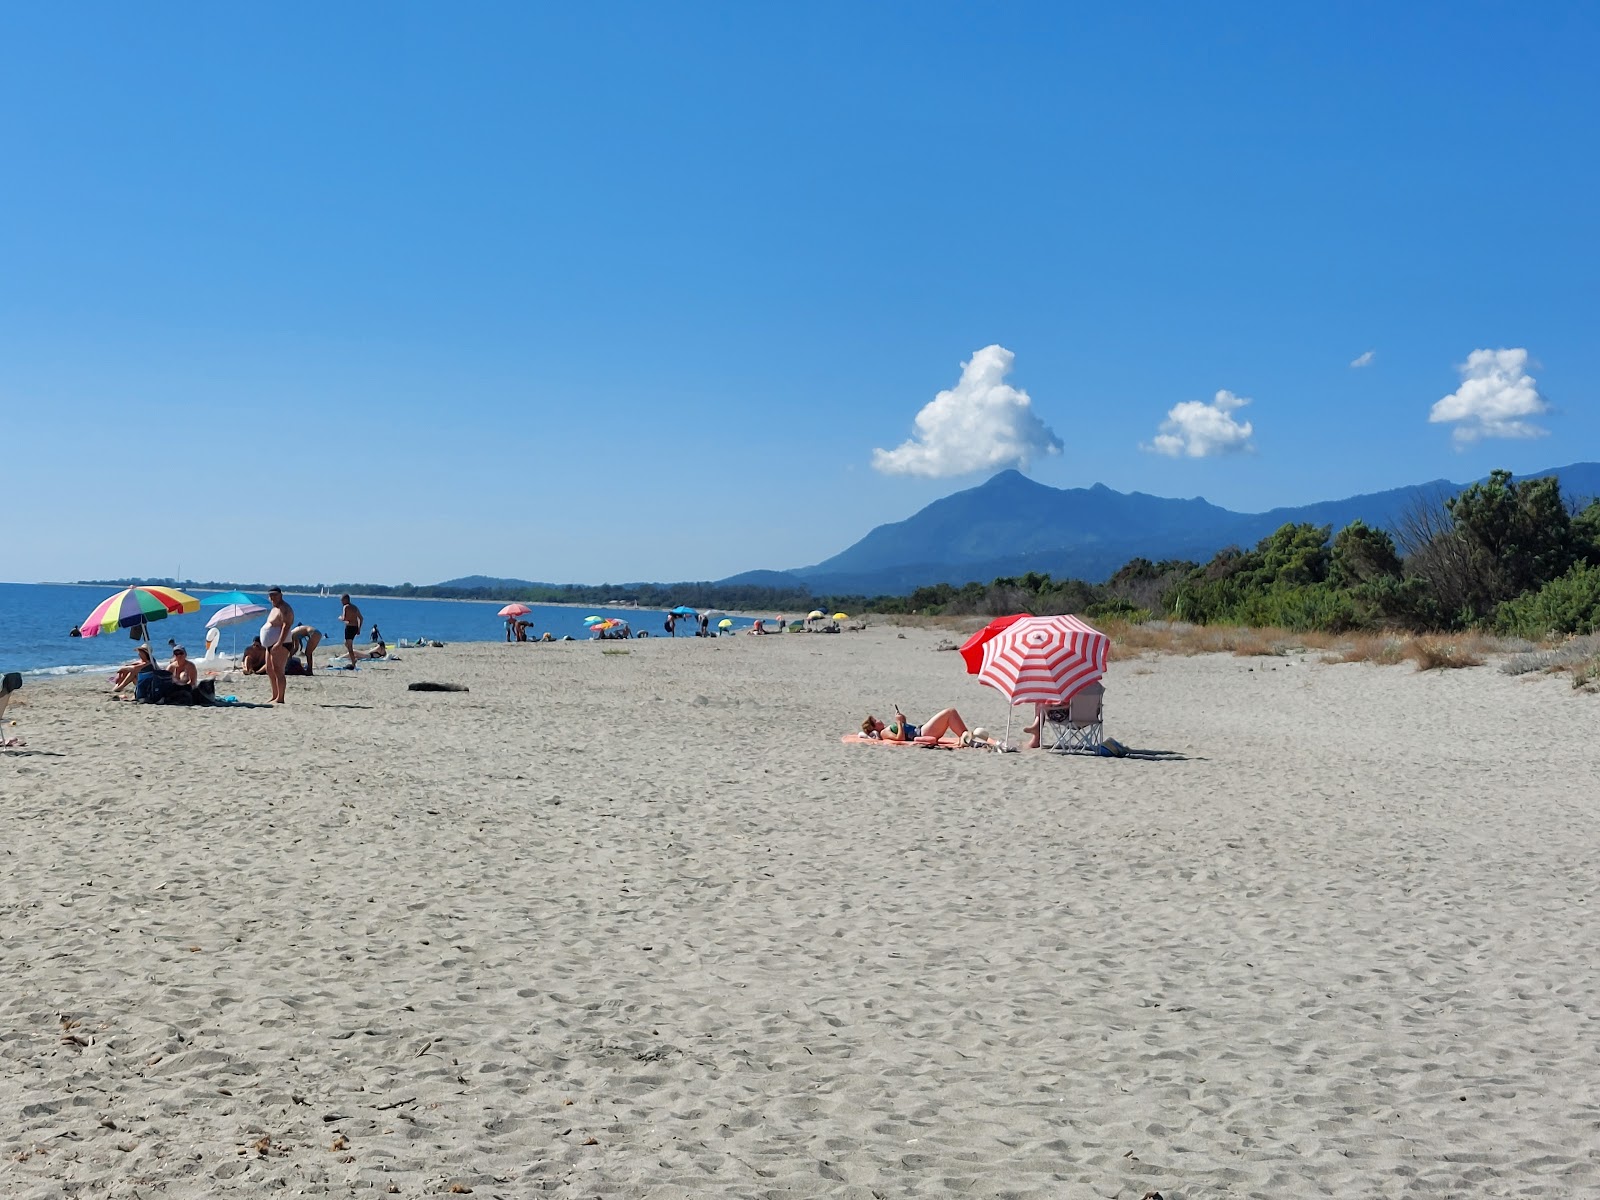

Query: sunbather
[[861, 705, 969, 743], [112, 647, 156, 692], [241, 637, 267, 675], [168, 646, 197, 688]]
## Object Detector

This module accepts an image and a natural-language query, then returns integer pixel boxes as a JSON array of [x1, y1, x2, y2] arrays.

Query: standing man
[[262, 587, 295, 704], [338, 594, 363, 671]]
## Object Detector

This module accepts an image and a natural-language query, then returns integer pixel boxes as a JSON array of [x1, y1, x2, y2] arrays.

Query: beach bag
[[134, 667, 172, 703]]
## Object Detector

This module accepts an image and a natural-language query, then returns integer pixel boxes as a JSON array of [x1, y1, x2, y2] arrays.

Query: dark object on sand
[[408, 682, 469, 692]]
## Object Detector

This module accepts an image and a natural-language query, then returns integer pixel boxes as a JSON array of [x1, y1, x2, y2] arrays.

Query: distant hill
[[788, 463, 1600, 595], [436, 575, 550, 591]]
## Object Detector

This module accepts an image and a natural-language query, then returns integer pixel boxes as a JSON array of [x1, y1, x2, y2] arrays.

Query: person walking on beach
[[338, 594, 363, 671], [261, 587, 295, 704]]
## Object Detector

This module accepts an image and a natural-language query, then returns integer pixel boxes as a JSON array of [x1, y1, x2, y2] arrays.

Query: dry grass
[[1403, 637, 1487, 670], [1500, 633, 1600, 678], [1097, 619, 1339, 660], [1571, 653, 1600, 692], [885, 612, 1568, 678]]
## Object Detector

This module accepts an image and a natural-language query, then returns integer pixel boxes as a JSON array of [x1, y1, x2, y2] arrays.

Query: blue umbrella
[[201, 589, 265, 607], [669, 605, 698, 615]]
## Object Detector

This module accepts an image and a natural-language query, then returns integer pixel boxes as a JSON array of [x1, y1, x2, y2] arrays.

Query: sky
[[2, 2, 1596, 586]]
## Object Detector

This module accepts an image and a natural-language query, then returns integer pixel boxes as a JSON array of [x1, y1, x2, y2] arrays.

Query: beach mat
[[840, 734, 963, 749]]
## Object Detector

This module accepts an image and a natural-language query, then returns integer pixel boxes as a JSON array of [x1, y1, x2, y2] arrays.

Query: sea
[[0, 582, 703, 677]]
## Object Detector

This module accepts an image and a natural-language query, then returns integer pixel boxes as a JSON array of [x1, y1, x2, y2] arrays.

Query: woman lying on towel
[[861, 705, 969, 743]]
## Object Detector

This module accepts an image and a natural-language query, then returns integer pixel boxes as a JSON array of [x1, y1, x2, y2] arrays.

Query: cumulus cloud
[[1350, 350, 1375, 368], [1429, 348, 1549, 446], [1142, 390, 1255, 458], [871, 345, 1062, 478]]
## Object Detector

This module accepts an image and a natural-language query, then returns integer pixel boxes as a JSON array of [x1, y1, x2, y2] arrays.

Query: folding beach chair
[[1042, 682, 1104, 754]]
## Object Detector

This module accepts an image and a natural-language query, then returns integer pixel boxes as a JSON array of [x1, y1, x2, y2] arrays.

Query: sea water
[[0, 582, 696, 676]]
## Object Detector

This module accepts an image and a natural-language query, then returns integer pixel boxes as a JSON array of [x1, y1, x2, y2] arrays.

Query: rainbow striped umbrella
[[80, 586, 201, 638]]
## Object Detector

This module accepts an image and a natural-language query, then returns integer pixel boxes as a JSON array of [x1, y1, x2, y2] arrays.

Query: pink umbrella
[[498, 603, 534, 618], [976, 615, 1110, 742]]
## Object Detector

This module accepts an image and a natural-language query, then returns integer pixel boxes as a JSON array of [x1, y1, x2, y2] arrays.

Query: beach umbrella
[[80, 586, 201, 640], [717, 618, 733, 629], [974, 614, 1110, 748], [832, 612, 849, 621], [958, 613, 1027, 674], [669, 605, 698, 616], [584, 615, 604, 625], [205, 603, 268, 629], [498, 603, 534, 618], [201, 590, 264, 608], [205, 602, 268, 655], [807, 610, 824, 620]]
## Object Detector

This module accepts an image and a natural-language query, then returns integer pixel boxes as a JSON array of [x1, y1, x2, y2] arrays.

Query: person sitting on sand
[[861, 705, 970, 743], [241, 637, 267, 675], [168, 645, 197, 688], [112, 647, 156, 692]]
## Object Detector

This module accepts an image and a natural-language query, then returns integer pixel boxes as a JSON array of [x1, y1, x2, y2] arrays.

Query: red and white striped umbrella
[[976, 614, 1110, 706]]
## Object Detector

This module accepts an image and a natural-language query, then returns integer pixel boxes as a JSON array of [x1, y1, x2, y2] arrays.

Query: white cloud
[[1429, 348, 1549, 446], [1142, 390, 1255, 458], [871, 344, 1062, 478], [1350, 350, 1375, 368]]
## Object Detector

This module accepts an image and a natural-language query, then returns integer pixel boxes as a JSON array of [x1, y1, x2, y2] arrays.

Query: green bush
[[1085, 599, 1150, 623], [1495, 562, 1600, 639]]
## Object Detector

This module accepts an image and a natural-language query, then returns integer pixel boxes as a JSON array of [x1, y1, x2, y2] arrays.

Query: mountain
[[436, 575, 549, 591], [790, 463, 1600, 596]]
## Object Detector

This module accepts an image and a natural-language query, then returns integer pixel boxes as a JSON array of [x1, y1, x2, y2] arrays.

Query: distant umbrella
[[832, 612, 849, 621], [717, 618, 733, 629], [201, 589, 265, 608], [669, 605, 698, 616], [498, 603, 534, 618], [205, 603, 268, 629], [205, 602, 268, 655], [807, 610, 825, 620], [584, 615, 604, 625]]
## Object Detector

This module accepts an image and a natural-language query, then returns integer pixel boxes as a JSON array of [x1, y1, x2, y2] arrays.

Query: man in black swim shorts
[[338, 594, 363, 670]]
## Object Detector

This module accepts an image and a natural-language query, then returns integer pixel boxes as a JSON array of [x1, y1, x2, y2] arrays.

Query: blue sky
[[3, 3, 1596, 585]]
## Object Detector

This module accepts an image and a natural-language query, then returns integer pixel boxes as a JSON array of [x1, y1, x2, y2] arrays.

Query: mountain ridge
[[779, 463, 1600, 595]]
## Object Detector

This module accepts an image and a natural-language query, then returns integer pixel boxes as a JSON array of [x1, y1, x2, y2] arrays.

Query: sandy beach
[[2, 627, 1598, 1198]]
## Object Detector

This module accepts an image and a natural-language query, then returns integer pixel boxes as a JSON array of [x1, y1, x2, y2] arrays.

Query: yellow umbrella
[[832, 612, 849, 621], [717, 618, 733, 629]]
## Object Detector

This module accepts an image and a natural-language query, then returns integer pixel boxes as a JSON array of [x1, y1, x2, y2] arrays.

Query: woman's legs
[[920, 708, 969, 740]]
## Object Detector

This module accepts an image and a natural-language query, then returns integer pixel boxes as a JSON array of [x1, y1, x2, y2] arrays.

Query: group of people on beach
[[109, 591, 387, 706]]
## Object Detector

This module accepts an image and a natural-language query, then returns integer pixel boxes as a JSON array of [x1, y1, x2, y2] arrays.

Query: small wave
[[22, 662, 122, 679]]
